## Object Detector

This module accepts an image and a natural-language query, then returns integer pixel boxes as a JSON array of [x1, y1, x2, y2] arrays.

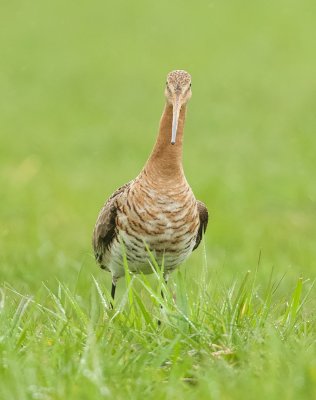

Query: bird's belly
[[108, 199, 199, 278], [109, 231, 197, 278]]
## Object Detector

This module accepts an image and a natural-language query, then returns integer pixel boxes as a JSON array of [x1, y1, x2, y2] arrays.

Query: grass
[[1, 0, 316, 398], [1, 264, 315, 399]]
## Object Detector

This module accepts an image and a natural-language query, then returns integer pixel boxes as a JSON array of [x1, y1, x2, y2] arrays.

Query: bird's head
[[165, 70, 192, 145]]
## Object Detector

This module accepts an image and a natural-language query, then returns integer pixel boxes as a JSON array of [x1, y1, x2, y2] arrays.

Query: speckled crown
[[167, 70, 191, 86]]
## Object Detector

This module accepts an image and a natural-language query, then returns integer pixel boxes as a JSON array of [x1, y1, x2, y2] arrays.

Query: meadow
[[1, 0, 316, 398]]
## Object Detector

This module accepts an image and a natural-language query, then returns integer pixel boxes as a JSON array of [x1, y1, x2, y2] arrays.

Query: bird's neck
[[143, 103, 186, 181]]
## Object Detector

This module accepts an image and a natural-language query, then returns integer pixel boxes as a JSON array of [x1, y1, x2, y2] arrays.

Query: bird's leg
[[161, 273, 169, 300], [158, 274, 169, 326], [110, 277, 117, 309]]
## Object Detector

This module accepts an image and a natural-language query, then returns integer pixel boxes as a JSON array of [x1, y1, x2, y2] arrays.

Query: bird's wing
[[92, 181, 132, 265], [193, 200, 209, 251]]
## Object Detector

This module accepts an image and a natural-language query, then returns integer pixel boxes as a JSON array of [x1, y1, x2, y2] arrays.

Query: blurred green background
[[1, 0, 315, 292]]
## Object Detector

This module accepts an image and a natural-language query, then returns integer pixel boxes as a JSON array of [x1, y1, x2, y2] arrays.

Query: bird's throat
[[143, 103, 186, 181]]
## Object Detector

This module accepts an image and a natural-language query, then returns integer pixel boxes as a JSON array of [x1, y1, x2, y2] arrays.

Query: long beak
[[171, 97, 181, 145]]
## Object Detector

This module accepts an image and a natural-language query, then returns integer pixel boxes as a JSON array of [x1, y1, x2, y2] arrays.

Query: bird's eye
[[166, 81, 168, 85], [190, 83, 192, 87]]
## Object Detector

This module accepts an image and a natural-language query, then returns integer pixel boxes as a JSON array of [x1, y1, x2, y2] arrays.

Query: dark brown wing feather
[[92, 181, 132, 266], [193, 200, 209, 251]]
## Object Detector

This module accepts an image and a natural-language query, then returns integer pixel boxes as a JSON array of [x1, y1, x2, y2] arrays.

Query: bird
[[92, 70, 208, 304]]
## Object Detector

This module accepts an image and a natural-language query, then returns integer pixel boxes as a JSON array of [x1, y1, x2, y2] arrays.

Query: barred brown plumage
[[92, 70, 209, 304]]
